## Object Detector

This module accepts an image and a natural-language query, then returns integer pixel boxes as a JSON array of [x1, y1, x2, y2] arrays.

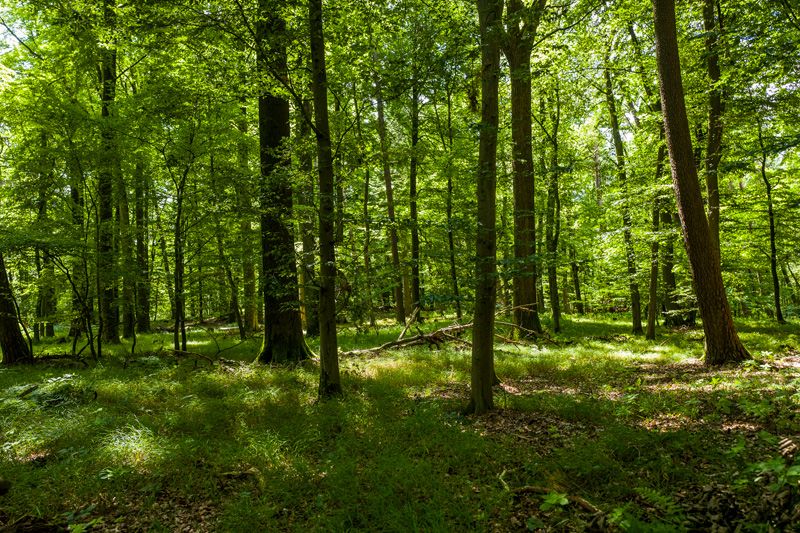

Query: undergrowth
[[0, 316, 798, 531]]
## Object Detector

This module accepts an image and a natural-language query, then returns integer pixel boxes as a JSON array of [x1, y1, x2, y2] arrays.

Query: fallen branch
[[512, 485, 600, 515], [342, 323, 473, 356], [397, 307, 420, 341]]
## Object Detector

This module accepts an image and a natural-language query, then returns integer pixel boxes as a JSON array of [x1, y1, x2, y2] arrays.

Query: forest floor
[[0, 315, 799, 532]]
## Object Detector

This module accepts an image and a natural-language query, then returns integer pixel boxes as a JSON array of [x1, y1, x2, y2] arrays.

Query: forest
[[0, 0, 799, 530]]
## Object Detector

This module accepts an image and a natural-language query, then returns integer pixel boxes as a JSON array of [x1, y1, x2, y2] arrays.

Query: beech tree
[[652, 0, 750, 365]]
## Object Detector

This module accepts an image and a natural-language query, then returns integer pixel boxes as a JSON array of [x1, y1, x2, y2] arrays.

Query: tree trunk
[[235, 105, 259, 333], [703, 0, 723, 254], [543, 91, 562, 333], [0, 252, 31, 364], [569, 246, 584, 314], [118, 160, 135, 339], [409, 79, 422, 317], [758, 120, 785, 324], [652, 0, 749, 365], [444, 91, 462, 320], [134, 161, 151, 333], [375, 71, 406, 324], [310, 0, 342, 396], [504, 0, 546, 335], [354, 83, 376, 328], [468, 0, 502, 415], [255, 5, 310, 364], [605, 65, 643, 335], [647, 145, 667, 340], [173, 170, 188, 352], [298, 99, 320, 337], [97, 0, 119, 345]]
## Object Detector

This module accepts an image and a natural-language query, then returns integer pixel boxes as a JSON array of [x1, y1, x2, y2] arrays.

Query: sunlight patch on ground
[[100, 424, 166, 469]]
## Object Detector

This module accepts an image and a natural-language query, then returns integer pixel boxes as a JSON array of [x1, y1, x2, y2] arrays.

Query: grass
[[1, 315, 799, 531]]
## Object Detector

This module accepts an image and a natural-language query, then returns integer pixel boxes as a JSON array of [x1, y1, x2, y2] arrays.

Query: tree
[[468, 0, 503, 415], [309, 0, 342, 397], [0, 252, 32, 364], [652, 0, 750, 365], [254, 3, 310, 364], [503, 0, 546, 336]]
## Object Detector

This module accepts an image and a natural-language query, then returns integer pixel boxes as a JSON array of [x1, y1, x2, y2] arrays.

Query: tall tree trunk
[[647, 144, 667, 340], [134, 161, 151, 333], [468, 0, 502, 415], [543, 91, 562, 333], [569, 246, 583, 314], [255, 4, 310, 364], [605, 66, 643, 335], [409, 79, 422, 317], [375, 71, 406, 324], [98, 0, 119, 345], [173, 169, 188, 352], [310, 0, 342, 396], [235, 105, 259, 333], [652, 0, 749, 365], [504, 0, 546, 335], [35, 144, 56, 339], [758, 120, 785, 324], [354, 83, 376, 328], [118, 161, 135, 338], [0, 252, 31, 364], [298, 99, 320, 337], [704, 0, 723, 254], [444, 90, 463, 320]]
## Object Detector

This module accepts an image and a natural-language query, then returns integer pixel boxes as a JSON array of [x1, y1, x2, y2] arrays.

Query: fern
[[634, 486, 686, 527]]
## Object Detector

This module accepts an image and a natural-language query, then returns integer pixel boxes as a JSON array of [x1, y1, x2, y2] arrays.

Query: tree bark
[[569, 246, 583, 314], [309, 0, 342, 396], [703, 0, 723, 254], [758, 120, 785, 324], [409, 79, 422, 317], [647, 144, 667, 340], [235, 105, 259, 333], [134, 161, 151, 333], [354, 83, 376, 328], [297, 99, 320, 337], [503, 0, 546, 336], [375, 70, 406, 324], [254, 4, 310, 364], [604, 65, 643, 335], [468, 0, 502, 415], [0, 252, 31, 364], [98, 0, 119, 345], [652, 0, 749, 365]]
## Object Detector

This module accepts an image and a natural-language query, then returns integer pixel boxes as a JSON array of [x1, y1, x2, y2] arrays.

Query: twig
[[397, 307, 420, 341]]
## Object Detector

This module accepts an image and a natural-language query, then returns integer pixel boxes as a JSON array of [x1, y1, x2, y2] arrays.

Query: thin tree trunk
[[354, 83, 376, 328], [444, 91, 462, 320], [118, 160, 135, 338], [652, 0, 749, 365], [298, 99, 320, 337], [409, 79, 422, 317], [235, 105, 259, 333], [173, 169, 188, 352], [647, 144, 667, 340], [569, 246, 583, 314], [758, 120, 785, 324], [134, 161, 151, 333], [605, 65, 643, 335], [468, 0, 502, 415], [310, 0, 342, 396], [255, 4, 310, 364], [704, 0, 723, 254], [375, 70, 406, 324]]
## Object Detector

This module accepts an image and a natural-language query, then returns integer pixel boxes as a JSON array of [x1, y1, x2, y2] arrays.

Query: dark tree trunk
[[375, 73, 406, 325], [703, 0, 723, 254], [504, 0, 546, 335], [605, 66, 643, 335], [254, 5, 310, 364], [118, 160, 135, 339], [468, 0, 502, 415], [309, 0, 342, 396], [98, 0, 119, 345], [543, 90, 561, 333], [173, 168, 188, 352], [758, 120, 785, 324], [0, 252, 31, 364], [134, 162, 151, 333], [652, 0, 749, 365], [443, 89, 462, 320]]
